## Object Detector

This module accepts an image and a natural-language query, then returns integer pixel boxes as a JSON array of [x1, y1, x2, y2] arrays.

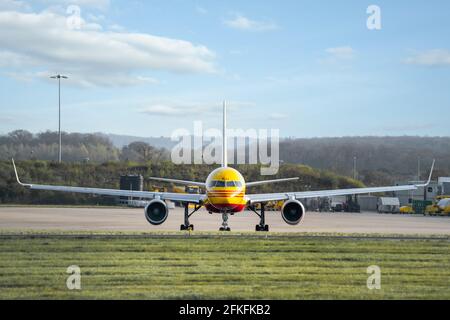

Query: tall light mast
[[50, 74, 68, 163]]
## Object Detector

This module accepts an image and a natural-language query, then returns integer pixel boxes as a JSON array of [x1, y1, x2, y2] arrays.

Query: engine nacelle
[[281, 200, 305, 225], [145, 199, 168, 225]]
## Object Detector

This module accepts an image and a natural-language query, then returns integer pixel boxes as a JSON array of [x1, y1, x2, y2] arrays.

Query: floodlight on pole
[[50, 74, 68, 163]]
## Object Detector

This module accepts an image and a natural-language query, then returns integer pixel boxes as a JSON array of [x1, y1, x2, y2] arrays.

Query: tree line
[[1, 130, 449, 187], [0, 130, 169, 163], [279, 136, 450, 185]]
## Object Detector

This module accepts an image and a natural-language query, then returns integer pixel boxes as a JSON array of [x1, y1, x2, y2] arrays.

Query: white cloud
[[109, 23, 125, 32], [46, 71, 159, 87], [269, 113, 287, 120], [0, 0, 30, 11], [224, 14, 278, 32], [0, 51, 36, 67], [37, 0, 110, 11], [140, 101, 255, 117], [0, 0, 111, 12], [325, 46, 355, 60], [141, 104, 191, 116], [7, 70, 160, 87], [140, 103, 218, 117], [0, 10, 217, 87], [86, 12, 105, 22], [405, 49, 450, 66]]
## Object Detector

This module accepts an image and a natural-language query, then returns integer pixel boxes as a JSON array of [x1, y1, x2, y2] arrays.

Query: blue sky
[[0, 0, 449, 138]]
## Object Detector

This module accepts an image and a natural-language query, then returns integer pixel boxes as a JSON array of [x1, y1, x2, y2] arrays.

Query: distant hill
[[279, 136, 450, 184], [98, 133, 175, 149], [0, 130, 168, 163]]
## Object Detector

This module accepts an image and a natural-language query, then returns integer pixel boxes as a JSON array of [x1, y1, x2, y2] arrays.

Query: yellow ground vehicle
[[172, 185, 200, 208], [425, 204, 440, 215], [425, 196, 450, 216], [400, 206, 414, 214], [150, 185, 168, 193], [255, 200, 284, 211], [443, 207, 450, 216], [435, 195, 450, 201]]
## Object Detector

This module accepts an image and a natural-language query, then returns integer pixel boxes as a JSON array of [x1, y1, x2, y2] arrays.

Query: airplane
[[12, 102, 435, 232]]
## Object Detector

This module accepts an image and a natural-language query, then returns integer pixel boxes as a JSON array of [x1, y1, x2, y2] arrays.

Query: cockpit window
[[209, 180, 243, 188], [214, 180, 226, 187], [226, 181, 236, 187]]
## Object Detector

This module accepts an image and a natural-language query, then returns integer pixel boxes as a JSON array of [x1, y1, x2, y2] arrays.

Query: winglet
[[416, 159, 435, 187], [12, 159, 26, 186]]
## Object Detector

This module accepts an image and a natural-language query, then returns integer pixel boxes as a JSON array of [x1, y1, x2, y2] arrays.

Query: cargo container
[[377, 197, 400, 213]]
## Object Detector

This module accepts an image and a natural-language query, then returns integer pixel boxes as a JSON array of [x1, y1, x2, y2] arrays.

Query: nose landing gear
[[255, 224, 269, 232], [219, 212, 231, 231]]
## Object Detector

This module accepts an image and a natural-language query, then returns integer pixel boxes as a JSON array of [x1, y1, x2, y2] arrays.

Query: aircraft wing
[[246, 177, 299, 187], [247, 185, 418, 203], [247, 160, 435, 204], [148, 177, 205, 188], [12, 160, 205, 204]]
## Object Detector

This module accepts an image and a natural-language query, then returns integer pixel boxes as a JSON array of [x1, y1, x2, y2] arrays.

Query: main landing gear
[[249, 203, 269, 232], [219, 212, 231, 231], [180, 202, 201, 231]]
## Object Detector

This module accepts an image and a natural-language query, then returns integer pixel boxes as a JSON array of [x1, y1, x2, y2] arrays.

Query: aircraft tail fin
[[222, 101, 227, 167]]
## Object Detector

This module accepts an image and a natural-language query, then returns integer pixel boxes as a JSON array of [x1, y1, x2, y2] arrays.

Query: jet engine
[[281, 200, 305, 225], [145, 199, 168, 225]]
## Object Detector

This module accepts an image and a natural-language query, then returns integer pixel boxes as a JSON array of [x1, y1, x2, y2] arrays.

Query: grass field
[[0, 232, 449, 300]]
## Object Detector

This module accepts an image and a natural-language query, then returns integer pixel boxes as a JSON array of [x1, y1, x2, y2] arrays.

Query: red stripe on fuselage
[[208, 194, 244, 198], [205, 203, 246, 213]]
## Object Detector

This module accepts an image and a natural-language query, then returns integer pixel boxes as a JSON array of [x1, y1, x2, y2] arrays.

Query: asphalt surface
[[0, 206, 449, 234]]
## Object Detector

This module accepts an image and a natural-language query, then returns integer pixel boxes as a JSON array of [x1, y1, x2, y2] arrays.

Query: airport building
[[394, 178, 450, 206], [394, 181, 439, 207], [358, 195, 378, 211], [117, 175, 144, 206], [438, 177, 450, 195], [315, 178, 450, 213]]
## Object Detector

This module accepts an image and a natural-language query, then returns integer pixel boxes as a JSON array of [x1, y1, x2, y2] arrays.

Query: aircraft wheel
[[189, 225, 194, 231], [180, 225, 186, 231], [256, 225, 269, 232]]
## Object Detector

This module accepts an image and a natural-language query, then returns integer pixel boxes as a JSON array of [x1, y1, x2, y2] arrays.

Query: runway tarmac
[[0, 206, 449, 234]]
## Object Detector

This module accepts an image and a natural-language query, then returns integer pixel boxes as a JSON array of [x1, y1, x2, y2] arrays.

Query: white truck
[[377, 197, 400, 214]]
